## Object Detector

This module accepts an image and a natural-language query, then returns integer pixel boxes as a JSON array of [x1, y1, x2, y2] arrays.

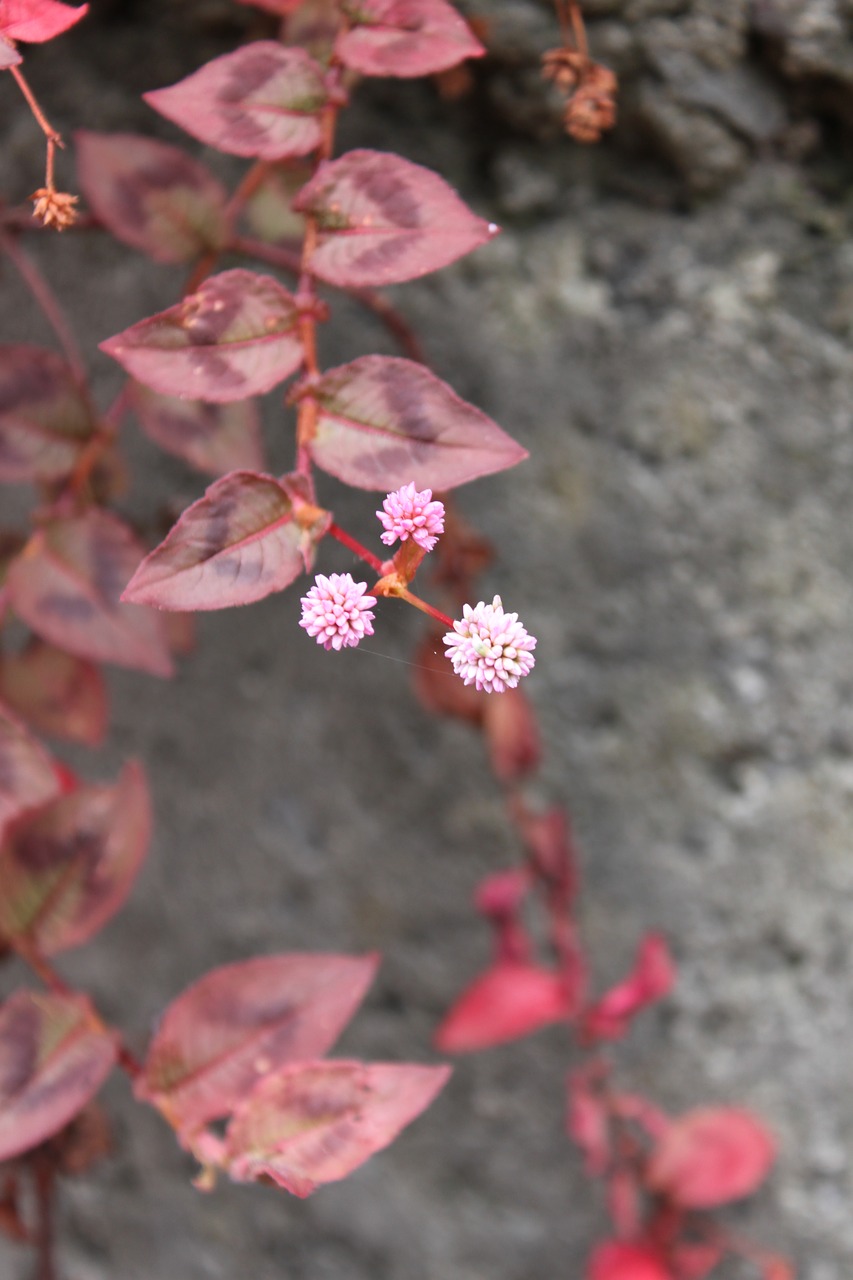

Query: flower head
[[377, 482, 445, 553], [300, 573, 376, 651], [443, 595, 536, 694]]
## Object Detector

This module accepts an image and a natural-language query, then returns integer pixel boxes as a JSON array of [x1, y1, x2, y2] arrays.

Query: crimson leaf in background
[[0, 710, 59, 833], [0, 640, 108, 746], [129, 384, 264, 476], [434, 962, 570, 1053], [647, 1107, 776, 1209]]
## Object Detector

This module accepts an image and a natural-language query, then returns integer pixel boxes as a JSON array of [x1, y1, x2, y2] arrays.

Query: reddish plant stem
[[328, 522, 385, 574], [9, 65, 63, 193], [393, 587, 454, 628], [183, 160, 273, 295], [32, 1155, 56, 1280], [0, 229, 86, 383]]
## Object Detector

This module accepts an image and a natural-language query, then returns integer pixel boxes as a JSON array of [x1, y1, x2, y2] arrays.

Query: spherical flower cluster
[[299, 573, 376, 651], [376, 483, 445, 553], [443, 595, 536, 694]]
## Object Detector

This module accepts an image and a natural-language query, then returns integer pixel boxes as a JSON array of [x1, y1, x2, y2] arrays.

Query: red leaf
[[647, 1107, 776, 1208], [75, 131, 228, 264], [224, 1059, 450, 1195], [136, 953, 380, 1133], [0, 762, 150, 955], [0, 991, 116, 1163], [308, 355, 527, 491], [336, 0, 484, 77], [0, 710, 59, 834], [122, 471, 313, 611], [293, 150, 497, 286], [587, 1241, 671, 1280], [0, 345, 94, 484], [566, 1064, 610, 1177], [434, 962, 570, 1053], [144, 43, 326, 160], [583, 934, 675, 1043], [0, 640, 108, 746], [0, 0, 87, 44], [100, 269, 302, 403], [6, 511, 173, 677], [411, 629, 486, 723], [129, 383, 264, 476], [483, 687, 541, 782], [0, 39, 21, 66], [669, 1242, 725, 1280]]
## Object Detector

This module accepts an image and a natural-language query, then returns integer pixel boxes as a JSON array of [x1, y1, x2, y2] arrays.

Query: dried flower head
[[377, 483, 446, 553], [563, 64, 618, 143], [300, 572, 376, 651], [444, 595, 536, 694], [31, 187, 78, 231]]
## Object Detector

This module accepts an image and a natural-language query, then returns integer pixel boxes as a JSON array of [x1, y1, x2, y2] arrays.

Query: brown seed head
[[30, 187, 79, 231]]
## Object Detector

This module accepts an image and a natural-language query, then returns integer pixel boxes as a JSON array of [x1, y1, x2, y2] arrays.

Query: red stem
[[328, 522, 385, 574], [32, 1155, 56, 1280]]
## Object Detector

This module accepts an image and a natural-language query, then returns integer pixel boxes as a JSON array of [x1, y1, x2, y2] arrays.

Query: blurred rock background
[[2, 1, 853, 1277]]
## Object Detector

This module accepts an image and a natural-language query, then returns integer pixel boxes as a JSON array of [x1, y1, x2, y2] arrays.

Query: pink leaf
[[0, 0, 87, 44], [224, 1059, 450, 1195], [136, 953, 380, 1133], [0, 991, 116, 1163], [647, 1107, 777, 1208], [129, 383, 264, 476], [308, 355, 527, 491], [122, 471, 314, 611], [75, 131, 228, 265], [582, 934, 675, 1043], [0, 640, 107, 746], [336, 0, 484, 77], [0, 345, 94, 484], [293, 150, 497, 286], [144, 43, 326, 160], [587, 1241, 672, 1280], [100, 269, 302, 403], [0, 762, 150, 955], [434, 962, 570, 1054], [6, 512, 173, 678], [0, 709, 59, 834], [0, 38, 22, 66]]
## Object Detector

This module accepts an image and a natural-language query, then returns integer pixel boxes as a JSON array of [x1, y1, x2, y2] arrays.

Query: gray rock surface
[[2, 4, 853, 1279]]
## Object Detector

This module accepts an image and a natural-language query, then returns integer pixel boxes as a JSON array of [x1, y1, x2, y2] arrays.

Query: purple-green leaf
[[224, 1059, 451, 1196], [144, 43, 327, 160], [293, 149, 497, 286], [0, 762, 151, 955], [6, 512, 173, 678], [0, 345, 94, 484], [0, 640, 108, 747], [308, 355, 528, 490], [121, 471, 317, 611], [0, 710, 59, 835], [135, 953, 380, 1133], [129, 383, 265, 476], [100, 270, 303, 403], [336, 0, 485, 77], [0, 990, 117, 1163], [75, 131, 228, 264]]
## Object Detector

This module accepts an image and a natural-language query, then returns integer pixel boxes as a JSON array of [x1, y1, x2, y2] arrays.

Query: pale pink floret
[[377, 482, 445, 553], [443, 595, 536, 694], [300, 573, 376, 651]]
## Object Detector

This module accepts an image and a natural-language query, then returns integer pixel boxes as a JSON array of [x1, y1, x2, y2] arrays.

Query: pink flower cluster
[[376, 482, 445, 552], [299, 486, 537, 693], [299, 573, 376, 651], [443, 595, 536, 693]]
